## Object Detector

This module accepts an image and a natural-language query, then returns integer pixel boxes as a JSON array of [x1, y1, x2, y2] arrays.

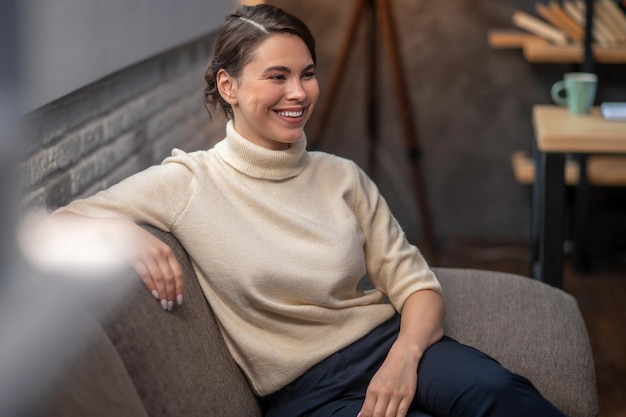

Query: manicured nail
[[151, 290, 159, 300], [176, 294, 184, 305], [160, 299, 168, 310], [167, 301, 174, 311]]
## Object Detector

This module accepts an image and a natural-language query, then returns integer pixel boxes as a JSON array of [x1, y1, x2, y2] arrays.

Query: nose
[[286, 79, 306, 101]]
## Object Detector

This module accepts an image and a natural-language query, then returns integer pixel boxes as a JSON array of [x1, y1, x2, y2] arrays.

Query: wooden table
[[532, 105, 626, 287]]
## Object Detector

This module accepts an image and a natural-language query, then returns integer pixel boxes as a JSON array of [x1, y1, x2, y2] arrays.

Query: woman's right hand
[[114, 218, 184, 311], [22, 212, 184, 311]]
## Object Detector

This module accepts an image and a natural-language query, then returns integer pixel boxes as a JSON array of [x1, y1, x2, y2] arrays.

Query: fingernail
[[177, 294, 184, 305], [151, 290, 159, 300], [160, 299, 168, 310], [167, 300, 174, 311]]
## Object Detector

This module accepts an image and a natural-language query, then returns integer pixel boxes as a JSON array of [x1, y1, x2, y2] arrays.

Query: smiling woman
[[32, 4, 569, 417]]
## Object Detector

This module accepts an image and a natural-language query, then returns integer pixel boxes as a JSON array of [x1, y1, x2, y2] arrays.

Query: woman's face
[[219, 34, 319, 150]]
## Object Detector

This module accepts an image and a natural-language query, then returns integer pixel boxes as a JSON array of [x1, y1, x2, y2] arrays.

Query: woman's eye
[[302, 72, 316, 79], [269, 74, 285, 81]]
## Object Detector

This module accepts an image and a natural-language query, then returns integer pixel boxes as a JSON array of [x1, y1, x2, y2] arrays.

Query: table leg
[[537, 152, 566, 287], [573, 154, 591, 272], [531, 142, 542, 279]]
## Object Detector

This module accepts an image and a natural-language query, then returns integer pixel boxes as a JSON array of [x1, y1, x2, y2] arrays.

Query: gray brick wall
[[20, 33, 226, 217]]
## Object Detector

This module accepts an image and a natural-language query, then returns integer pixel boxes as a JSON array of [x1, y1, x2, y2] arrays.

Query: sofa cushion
[[42, 317, 148, 417], [434, 267, 597, 417], [102, 225, 262, 417]]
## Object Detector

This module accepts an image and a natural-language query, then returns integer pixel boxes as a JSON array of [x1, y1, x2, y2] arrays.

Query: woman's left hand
[[358, 289, 445, 417], [358, 340, 420, 417]]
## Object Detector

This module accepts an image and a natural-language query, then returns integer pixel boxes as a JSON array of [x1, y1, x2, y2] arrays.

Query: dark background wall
[[270, 0, 626, 247]]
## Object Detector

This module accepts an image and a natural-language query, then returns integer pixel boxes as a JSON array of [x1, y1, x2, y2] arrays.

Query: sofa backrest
[[43, 225, 262, 417], [103, 225, 262, 417]]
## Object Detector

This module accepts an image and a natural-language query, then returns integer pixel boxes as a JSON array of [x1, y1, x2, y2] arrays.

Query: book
[[595, 2, 626, 42], [487, 29, 546, 48], [601, 102, 626, 121], [512, 10, 569, 45], [574, 0, 619, 45], [599, 0, 626, 41], [537, 2, 585, 41], [563, 0, 612, 46]]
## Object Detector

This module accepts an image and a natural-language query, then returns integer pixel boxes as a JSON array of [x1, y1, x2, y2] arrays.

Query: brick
[[103, 109, 126, 143], [80, 122, 105, 155], [78, 152, 146, 199], [152, 123, 187, 162], [136, 143, 155, 169], [175, 71, 201, 96], [141, 89, 165, 120], [77, 179, 107, 200], [177, 116, 198, 151], [44, 171, 73, 209], [55, 132, 83, 169], [104, 130, 141, 165], [121, 99, 148, 132], [25, 148, 55, 188], [70, 131, 141, 195], [146, 103, 185, 141], [105, 153, 143, 187], [19, 186, 47, 217], [23, 131, 83, 188], [70, 158, 97, 195], [160, 82, 180, 107]]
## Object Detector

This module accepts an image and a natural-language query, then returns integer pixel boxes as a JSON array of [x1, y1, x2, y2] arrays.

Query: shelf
[[487, 29, 626, 63], [523, 41, 626, 63], [512, 151, 626, 186]]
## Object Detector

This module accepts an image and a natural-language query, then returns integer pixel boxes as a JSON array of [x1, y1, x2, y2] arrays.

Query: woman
[[43, 5, 565, 417]]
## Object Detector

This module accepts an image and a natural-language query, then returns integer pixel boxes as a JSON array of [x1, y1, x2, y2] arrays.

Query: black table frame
[[532, 142, 567, 288]]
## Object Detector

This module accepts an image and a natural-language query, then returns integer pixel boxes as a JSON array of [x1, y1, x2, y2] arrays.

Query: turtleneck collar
[[214, 120, 309, 181]]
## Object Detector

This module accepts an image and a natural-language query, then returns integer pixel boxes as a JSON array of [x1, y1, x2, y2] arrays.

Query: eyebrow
[[262, 63, 316, 74]]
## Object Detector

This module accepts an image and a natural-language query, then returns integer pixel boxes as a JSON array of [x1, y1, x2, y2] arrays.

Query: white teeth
[[277, 110, 303, 117]]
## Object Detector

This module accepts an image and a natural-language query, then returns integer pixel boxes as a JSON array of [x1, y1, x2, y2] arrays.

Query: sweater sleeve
[[58, 149, 198, 232], [349, 161, 441, 312]]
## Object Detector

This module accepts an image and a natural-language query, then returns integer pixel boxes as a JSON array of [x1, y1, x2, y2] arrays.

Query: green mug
[[551, 72, 598, 115]]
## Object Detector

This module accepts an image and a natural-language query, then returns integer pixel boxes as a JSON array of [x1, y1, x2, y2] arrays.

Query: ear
[[216, 69, 238, 106]]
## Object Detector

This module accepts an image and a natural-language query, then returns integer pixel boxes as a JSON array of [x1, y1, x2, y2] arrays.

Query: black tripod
[[309, 0, 437, 261]]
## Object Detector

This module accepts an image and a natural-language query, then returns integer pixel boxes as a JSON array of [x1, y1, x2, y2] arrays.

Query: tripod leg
[[309, 0, 366, 148], [376, 0, 438, 262], [366, 0, 379, 177]]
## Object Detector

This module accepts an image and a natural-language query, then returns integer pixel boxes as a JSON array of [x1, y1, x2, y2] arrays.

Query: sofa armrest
[[434, 267, 598, 417]]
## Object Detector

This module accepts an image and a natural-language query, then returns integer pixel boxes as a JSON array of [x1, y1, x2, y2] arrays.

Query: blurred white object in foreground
[[1, 214, 135, 417]]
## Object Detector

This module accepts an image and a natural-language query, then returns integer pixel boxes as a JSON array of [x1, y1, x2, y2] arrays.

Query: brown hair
[[204, 4, 316, 119]]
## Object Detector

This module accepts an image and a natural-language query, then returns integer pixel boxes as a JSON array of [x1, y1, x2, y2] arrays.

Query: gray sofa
[[40, 225, 598, 417]]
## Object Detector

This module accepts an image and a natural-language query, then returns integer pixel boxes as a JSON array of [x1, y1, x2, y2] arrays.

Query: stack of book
[[488, 0, 626, 62]]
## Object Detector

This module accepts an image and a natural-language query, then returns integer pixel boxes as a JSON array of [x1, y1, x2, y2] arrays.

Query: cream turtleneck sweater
[[61, 120, 440, 396]]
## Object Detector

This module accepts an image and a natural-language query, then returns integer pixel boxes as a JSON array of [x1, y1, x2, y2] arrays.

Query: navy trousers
[[259, 315, 565, 417]]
